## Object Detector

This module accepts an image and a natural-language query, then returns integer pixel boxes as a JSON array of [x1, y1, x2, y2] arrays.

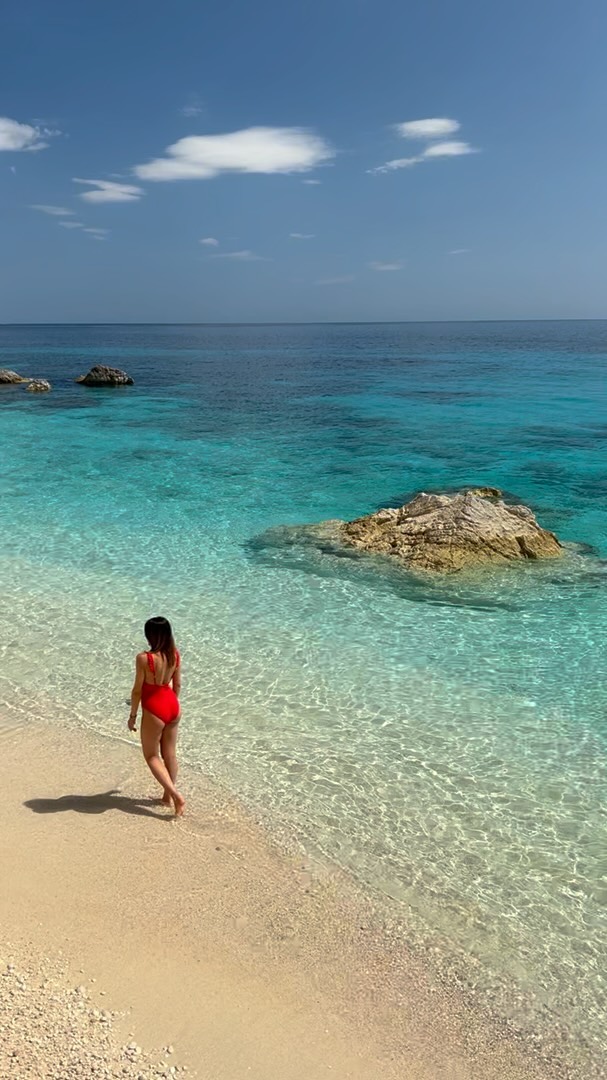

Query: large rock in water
[[76, 365, 134, 386], [0, 369, 30, 384], [339, 491, 563, 572]]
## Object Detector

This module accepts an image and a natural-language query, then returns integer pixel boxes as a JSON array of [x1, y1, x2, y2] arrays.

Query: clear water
[[1, 323, 606, 1061]]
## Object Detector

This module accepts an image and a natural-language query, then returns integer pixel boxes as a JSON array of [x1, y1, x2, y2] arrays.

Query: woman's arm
[[172, 661, 182, 700], [129, 654, 146, 731]]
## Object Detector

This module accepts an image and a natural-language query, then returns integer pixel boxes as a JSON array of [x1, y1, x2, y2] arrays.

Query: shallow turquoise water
[[1, 323, 606, 1060]]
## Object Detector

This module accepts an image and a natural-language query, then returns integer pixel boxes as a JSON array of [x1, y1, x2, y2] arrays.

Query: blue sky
[[1, 0, 606, 322]]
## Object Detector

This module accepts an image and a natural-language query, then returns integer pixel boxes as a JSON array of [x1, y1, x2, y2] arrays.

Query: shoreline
[[2, 712, 600, 1079]]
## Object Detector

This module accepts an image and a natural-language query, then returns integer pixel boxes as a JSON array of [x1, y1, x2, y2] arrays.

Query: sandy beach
[[1, 715, 590, 1080]]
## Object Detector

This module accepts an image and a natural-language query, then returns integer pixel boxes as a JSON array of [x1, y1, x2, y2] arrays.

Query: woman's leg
[[160, 720, 179, 806], [140, 711, 185, 816]]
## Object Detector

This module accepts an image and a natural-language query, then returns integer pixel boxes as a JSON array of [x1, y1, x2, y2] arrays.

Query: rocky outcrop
[[76, 365, 134, 386], [26, 379, 52, 393], [0, 369, 30, 384], [339, 490, 563, 572]]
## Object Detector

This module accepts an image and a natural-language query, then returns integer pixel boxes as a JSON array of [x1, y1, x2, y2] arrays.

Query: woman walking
[[129, 616, 185, 816]]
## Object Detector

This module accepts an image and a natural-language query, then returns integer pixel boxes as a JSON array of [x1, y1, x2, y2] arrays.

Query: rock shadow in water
[[244, 523, 522, 612], [245, 519, 605, 612]]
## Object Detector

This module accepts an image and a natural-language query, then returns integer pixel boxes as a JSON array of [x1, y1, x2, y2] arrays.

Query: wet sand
[[0, 718, 587, 1079]]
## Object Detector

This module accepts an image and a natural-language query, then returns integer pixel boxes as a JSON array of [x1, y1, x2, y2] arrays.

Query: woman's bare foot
[[172, 792, 185, 817], [160, 792, 172, 807]]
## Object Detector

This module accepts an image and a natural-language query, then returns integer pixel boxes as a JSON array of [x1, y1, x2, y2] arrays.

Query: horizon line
[[3, 317, 607, 328]]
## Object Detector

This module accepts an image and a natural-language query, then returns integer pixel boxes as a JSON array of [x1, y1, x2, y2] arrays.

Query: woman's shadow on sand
[[24, 789, 169, 820]]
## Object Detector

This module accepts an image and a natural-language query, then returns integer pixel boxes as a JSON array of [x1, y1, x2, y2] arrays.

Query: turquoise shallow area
[[1, 323, 606, 1060]]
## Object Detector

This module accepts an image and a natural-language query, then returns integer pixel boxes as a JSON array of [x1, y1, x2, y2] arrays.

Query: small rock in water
[[26, 379, 52, 393], [75, 364, 134, 386]]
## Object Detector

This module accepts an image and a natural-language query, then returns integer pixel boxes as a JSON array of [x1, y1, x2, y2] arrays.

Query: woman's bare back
[[141, 651, 178, 687]]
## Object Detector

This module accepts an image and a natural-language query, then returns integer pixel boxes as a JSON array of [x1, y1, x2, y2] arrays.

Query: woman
[[128, 616, 185, 816]]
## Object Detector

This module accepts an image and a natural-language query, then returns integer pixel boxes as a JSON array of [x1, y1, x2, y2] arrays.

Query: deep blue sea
[[1, 322, 606, 1061]]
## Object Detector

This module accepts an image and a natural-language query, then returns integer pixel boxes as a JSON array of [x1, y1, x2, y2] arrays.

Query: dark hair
[[144, 616, 176, 667]]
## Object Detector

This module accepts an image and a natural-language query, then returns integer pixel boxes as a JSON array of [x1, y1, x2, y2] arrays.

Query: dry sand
[[1, 945, 186, 1078], [0, 718, 592, 1079]]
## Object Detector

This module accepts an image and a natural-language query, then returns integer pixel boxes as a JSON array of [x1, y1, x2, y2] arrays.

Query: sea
[[1, 321, 605, 1066]]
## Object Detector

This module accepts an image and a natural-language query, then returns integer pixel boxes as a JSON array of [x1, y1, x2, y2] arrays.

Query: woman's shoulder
[[136, 651, 149, 665]]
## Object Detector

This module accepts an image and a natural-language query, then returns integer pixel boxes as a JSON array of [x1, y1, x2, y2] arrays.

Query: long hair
[[144, 616, 176, 667]]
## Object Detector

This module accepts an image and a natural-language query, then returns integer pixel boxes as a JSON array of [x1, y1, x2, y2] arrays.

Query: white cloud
[[57, 222, 108, 237], [302, 178, 321, 185], [369, 116, 478, 175], [396, 118, 460, 140], [290, 232, 315, 239], [316, 275, 355, 285], [31, 204, 75, 216], [449, 248, 470, 255], [200, 237, 219, 246], [180, 97, 204, 117], [423, 141, 475, 158], [73, 178, 144, 203], [367, 156, 421, 175], [0, 116, 58, 152], [210, 249, 269, 262], [369, 261, 402, 271], [134, 126, 334, 181]]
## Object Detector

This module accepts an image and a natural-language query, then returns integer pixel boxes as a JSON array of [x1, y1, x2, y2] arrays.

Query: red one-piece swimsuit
[[141, 651, 181, 724]]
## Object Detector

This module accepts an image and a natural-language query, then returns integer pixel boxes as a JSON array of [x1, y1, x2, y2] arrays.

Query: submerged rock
[[26, 379, 52, 393], [0, 368, 30, 384], [76, 365, 134, 386], [339, 490, 563, 573], [467, 486, 502, 498]]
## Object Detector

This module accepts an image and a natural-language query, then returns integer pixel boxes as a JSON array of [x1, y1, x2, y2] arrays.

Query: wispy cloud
[[423, 141, 475, 159], [0, 116, 59, 152], [290, 232, 315, 239], [369, 261, 402, 272], [302, 179, 321, 185], [33, 206, 108, 239], [31, 204, 75, 217], [200, 237, 219, 246], [368, 157, 420, 175], [180, 96, 204, 117], [73, 178, 144, 203], [396, 118, 460, 140], [210, 249, 269, 262], [369, 117, 477, 175], [56, 221, 107, 238], [134, 126, 334, 182], [316, 275, 355, 285], [449, 248, 470, 255]]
